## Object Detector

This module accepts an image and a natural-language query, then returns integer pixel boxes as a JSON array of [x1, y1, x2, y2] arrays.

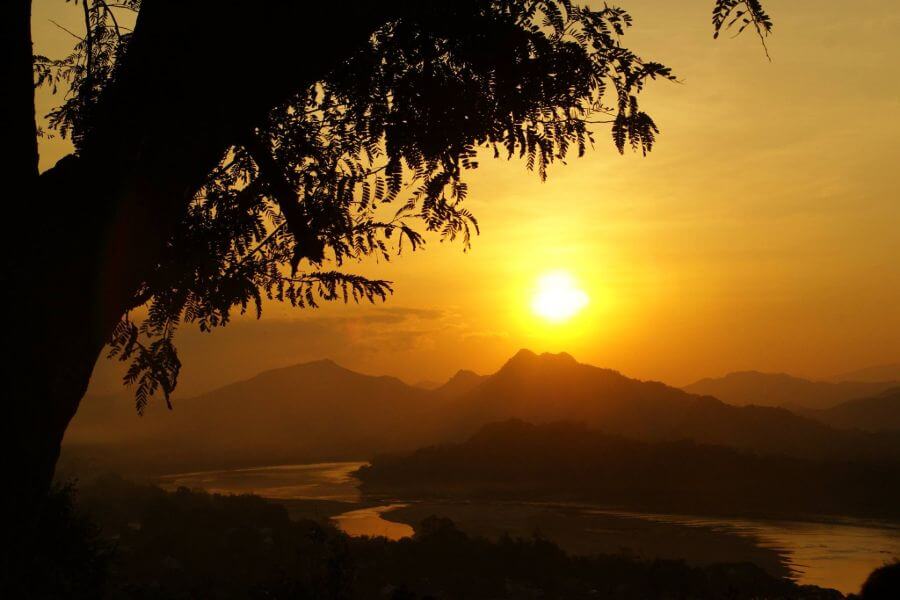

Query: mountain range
[[828, 363, 900, 383], [683, 371, 898, 410], [63, 350, 900, 474], [436, 350, 900, 458], [800, 387, 900, 432], [65, 359, 444, 473]]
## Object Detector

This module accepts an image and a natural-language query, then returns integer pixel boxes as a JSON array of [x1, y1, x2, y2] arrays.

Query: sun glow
[[531, 271, 589, 323]]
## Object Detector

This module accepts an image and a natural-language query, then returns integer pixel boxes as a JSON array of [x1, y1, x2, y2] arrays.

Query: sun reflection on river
[[331, 504, 415, 540], [593, 509, 900, 595]]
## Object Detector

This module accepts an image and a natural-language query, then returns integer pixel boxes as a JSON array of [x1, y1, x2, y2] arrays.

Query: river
[[159, 461, 900, 595], [592, 508, 900, 594]]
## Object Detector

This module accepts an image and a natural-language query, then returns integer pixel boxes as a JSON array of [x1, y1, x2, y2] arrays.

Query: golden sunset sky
[[33, 1, 900, 395]]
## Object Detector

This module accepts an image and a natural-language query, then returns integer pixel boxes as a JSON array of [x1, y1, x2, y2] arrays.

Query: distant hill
[[64, 351, 900, 474], [65, 360, 454, 473], [433, 369, 488, 397], [358, 419, 900, 520], [801, 387, 900, 432], [828, 363, 900, 383], [683, 371, 897, 410], [443, 350, 900, 460]]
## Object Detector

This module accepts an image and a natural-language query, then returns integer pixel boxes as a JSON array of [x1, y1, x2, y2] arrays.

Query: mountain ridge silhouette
[[801, 387, 900, 432], [828, 363, 900, 383], [683, 370, 898, 410], [64, 350, 900, 474]]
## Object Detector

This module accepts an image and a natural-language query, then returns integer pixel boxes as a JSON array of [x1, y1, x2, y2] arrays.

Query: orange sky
[[33, 1, 900, 395]]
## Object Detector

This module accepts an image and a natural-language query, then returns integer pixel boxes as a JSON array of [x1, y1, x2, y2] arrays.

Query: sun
[[531, 271, 589, 323]]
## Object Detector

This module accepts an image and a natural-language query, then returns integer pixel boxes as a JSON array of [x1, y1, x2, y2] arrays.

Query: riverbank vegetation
[[8, 475, 867, 599]]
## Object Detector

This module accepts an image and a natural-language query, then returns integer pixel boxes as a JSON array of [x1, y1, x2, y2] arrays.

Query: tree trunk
[[3, 1, 400, 577], [1, 0, 38, 186]]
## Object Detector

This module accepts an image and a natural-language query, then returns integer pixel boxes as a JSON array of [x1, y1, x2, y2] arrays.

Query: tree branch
[[48, 19, 85, 41], [82, 0, 94, 94], [242, 134, 325, 271]]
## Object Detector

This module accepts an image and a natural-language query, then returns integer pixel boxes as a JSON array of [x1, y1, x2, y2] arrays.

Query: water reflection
[[593, 509, 900, 594], [158, 461, 366, 501], [159, 462, 900, 594], [158, 462, 412, 540], [332, 504, 415, 540]]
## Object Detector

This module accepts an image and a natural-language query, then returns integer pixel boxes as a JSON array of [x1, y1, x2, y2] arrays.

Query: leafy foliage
[[33, 0, 140, 144], [712, 0, 774, 58], [36, 1, 769, 412], [5, 483, 112, 599]]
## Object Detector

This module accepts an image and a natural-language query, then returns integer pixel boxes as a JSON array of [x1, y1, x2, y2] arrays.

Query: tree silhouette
[[2, 0, 771, 521]]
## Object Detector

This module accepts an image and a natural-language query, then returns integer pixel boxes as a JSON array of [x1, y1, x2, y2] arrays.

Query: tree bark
[[1, 0, 38, 186], [2, 0, 399, 572]]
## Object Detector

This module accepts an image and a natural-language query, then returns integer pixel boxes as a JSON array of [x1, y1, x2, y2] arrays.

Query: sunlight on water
[[734, 519, 900, 594], [158, 461, 366, 501], [159, 462, 900, 594], [594, 510, 900, 595], [158, 462, 413, 540], [332, 504, 415, 540]]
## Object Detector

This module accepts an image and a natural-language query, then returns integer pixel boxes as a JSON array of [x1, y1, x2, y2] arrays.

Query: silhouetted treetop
[[36, 0, 771, 413]]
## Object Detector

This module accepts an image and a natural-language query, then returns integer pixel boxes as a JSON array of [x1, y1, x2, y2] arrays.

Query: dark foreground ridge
[[358, 420, 900, 520], [9, 476, 871, 600]]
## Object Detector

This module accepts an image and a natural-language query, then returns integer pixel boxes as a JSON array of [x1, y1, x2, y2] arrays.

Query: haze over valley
[[65, 350, 900, 474]]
